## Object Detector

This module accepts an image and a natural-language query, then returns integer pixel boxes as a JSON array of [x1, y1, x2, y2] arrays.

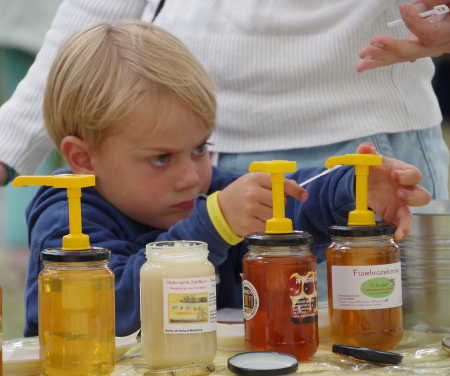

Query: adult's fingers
[[401, 2, 450, 48], [393, 205, 412, 241], [416, 0, 450, 9], [397, 185, 431, 207], [392, 168, 423, 186], [355, 142, 377, 154]]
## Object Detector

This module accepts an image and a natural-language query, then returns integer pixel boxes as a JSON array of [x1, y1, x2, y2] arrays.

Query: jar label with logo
[[289, 271, 318, 323], [163, 276, 216, 334], [332, 262, 402, 310], [243, 280, 259, 320]]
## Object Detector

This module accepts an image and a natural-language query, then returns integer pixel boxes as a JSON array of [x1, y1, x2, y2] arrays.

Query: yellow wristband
[[206, 191, 243, 245]]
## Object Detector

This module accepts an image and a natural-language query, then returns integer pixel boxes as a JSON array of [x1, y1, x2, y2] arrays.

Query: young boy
[[23, 21, 430, 337]]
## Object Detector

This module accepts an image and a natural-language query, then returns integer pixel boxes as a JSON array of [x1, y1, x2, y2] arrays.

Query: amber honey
[[39, 258, 115, 376], [243, 232, 318, 361], [327, 225, 403, 350]]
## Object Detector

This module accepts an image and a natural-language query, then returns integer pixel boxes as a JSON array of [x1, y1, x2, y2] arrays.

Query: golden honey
[[39, 254, 115, 376], [327, 225, 403, 350]]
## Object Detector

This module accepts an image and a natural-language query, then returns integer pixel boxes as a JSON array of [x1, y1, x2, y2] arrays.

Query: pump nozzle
[[12, 174, 95, 251], [325, 154, 382, 226], [249, 161, 297, 234]]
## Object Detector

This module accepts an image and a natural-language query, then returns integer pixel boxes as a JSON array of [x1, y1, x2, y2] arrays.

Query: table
[[4, 325, 450, 375]]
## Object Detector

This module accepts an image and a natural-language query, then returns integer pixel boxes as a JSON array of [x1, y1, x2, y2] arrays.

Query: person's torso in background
[[147, 0, 441, 153]]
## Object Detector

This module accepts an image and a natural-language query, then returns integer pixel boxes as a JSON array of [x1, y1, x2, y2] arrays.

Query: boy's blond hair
[[44, 21, 216, 146]]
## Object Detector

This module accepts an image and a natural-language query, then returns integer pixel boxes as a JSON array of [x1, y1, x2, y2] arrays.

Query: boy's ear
[[60, 136, 94, 174]]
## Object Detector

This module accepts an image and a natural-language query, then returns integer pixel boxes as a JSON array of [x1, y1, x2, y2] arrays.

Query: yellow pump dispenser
[[324, 154, 382, 226], [249, 160, 297, 234], [325, 154, 403, 350], [13, 174, 94, 250], [243, 160, 318, 361], [13, 174, 115, 376]]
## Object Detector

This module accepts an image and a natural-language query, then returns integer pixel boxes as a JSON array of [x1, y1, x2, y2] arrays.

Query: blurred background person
[[0, 0, 62, 339]]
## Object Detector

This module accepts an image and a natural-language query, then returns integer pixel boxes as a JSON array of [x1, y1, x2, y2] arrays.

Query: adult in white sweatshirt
[[0, 0, 449, 198]]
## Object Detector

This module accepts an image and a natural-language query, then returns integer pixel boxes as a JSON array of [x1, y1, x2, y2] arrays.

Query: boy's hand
[[218, 172, 308, 237], [358, 143, 431, 241]]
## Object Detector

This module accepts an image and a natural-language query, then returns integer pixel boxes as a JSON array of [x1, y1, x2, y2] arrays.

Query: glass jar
[[327, 224, 403, 350], [39, 248, 115, 376], [1, 284, 3, 376], [140, 241, 216, 373], [243, 231, 318, 361]]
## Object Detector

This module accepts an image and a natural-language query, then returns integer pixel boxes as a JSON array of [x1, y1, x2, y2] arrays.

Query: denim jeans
[[217, 126, 450, 301]]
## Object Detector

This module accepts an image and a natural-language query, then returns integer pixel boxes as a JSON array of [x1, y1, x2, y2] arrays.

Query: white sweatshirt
[[0, 0, 442, 174]]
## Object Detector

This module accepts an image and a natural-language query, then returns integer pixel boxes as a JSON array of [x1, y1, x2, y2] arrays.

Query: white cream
[[140, 241, 217, 370]]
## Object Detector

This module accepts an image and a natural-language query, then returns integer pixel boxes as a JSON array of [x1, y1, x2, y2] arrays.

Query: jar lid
[[41, 247, 111, 262], [228, 352, 298, 376], [329, 223, 395, 237], [245, 231, 312, 247]]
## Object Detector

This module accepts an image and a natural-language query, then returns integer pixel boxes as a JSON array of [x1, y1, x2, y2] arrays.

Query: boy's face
[[88, 94, 213, 229]]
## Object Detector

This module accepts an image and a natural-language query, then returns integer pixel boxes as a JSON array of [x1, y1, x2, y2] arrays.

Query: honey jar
[[39, 248, 115, 375], [13, 174, 115, 376], [242, 161, 319, 361], [324, 153, 403, 350], [140, 240, 216, 373], [327, 224, 403, 349], [243, 231, 318, 361]]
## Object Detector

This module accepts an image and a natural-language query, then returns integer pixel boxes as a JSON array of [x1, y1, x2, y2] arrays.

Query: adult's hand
[[357, 0, 450, 72], [357, 142, 431, 241], [0, 162, 8, 186]]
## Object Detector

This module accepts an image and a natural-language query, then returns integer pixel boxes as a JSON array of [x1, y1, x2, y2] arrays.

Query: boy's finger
[[285, 179, 308, 201], [253, 206, 275, 223]]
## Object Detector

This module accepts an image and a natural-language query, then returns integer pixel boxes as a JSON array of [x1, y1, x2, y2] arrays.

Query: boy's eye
[[150, 154, 170, 167], [192, 143, 209, 157]]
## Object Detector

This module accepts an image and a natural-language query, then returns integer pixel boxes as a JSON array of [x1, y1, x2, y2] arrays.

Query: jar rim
[[245, 231, 312, 247], [41, 247, 110, 262], [146, 241, 209, 260], [329, 223, 395, 237]]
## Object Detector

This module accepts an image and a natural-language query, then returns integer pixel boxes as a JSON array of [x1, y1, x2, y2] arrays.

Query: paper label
[[289, 271, 318, 323], [163, 276, 216, 334], [332, 262, 402, 310], [242, 280, 259, 320]]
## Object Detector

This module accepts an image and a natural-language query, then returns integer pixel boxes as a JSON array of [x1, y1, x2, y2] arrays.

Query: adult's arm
[[357, 0, 450, 72], [0, 0, 147, 178]]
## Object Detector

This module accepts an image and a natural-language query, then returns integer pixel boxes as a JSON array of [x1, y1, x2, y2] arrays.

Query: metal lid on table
[[228, 352, 299, 376]]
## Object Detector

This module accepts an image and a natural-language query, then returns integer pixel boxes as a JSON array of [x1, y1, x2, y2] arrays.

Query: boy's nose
[[174, 161, 201, 191]]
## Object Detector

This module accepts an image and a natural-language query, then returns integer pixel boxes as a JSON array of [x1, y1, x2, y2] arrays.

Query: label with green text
[[331, 262, 402, 310]]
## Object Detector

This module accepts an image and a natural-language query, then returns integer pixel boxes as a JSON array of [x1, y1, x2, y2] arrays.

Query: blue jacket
[[24, 166, 355, 336]]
